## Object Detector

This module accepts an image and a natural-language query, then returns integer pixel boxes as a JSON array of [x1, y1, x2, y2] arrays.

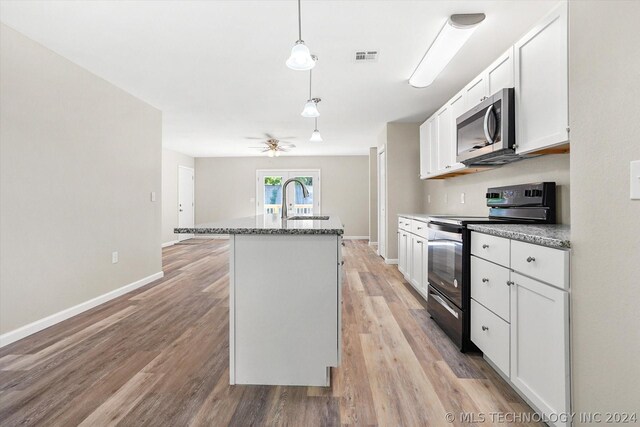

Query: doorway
[[178, 166, 195, 241], [256, 170, 321, 217]]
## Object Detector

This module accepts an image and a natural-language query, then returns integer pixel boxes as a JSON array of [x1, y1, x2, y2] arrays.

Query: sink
[[286, 215, 330, 220]]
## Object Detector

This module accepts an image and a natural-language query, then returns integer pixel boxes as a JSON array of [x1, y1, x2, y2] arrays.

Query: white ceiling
[[0, 0, 558, 157]]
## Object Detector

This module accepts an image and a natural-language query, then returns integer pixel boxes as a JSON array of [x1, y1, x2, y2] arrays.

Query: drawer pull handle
[[482, 278, 489, 283], [482, 325, 489, 331], [526, 256, 536, 263], [506, 280, 514, 286], [482, 244, 489, 249], [417, 240, 423, 244], [417, 226, 422, 230]]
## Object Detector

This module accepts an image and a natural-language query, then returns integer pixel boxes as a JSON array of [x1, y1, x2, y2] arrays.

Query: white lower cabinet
[[397, 217, 428, 299], [471, 299, 510, 376], [470, 232, 570, 427], [511, 272, 570, 426]]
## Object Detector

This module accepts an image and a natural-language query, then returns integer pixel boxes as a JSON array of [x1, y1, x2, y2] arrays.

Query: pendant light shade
[[286, 42, 316, 71], [309, 118, 323, 142], [301, 99, 320, 117], [286, 0, 315, 71]]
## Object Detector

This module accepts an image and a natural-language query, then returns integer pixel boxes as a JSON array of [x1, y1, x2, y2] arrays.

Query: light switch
[[427, 194, 431, 204], [460, 193, 466, 204], [150, 191, 156, 202], [631, 160, 640, 200], [112, 251, 118, 264]]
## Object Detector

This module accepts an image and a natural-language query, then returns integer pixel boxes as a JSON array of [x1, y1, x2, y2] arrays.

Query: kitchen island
[[175, 214, 343, 387]]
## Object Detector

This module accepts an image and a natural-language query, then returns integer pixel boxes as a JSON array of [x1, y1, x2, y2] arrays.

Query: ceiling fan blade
[[264, 133, 275, 139], [249, 146, 268, 149], [279, 143, 296, 148]]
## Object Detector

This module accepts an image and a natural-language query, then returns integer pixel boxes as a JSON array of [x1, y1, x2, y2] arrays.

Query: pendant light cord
[[309, 69, 312, 99], [315, 117, 318, 131], [297, 0, 302, 41]]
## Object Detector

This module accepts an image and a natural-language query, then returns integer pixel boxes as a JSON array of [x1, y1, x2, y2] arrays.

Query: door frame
[[255, 169, 322, 216], [377, 146, 387, 259], [177, 165, 195, 241]]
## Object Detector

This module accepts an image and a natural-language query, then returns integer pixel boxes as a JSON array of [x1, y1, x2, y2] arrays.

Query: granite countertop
[[397, 213, 432, 222], [467, 224, 571, 249], [175, 214, 344, 235]]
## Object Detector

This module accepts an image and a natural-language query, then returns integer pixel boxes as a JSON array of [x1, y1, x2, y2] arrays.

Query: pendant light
[[301, 61, 321, 117], [286, 0, 316, 71], [309, 118, 323, 142]]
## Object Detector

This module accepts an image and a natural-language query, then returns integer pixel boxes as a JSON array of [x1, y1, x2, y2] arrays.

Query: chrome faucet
[[281, 178, 310, 219]]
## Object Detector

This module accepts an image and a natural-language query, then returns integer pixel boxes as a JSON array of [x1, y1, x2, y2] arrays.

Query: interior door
[[256, 170, 320, 217], [377, 149, 386, 258], [177, 166, 195, 241]]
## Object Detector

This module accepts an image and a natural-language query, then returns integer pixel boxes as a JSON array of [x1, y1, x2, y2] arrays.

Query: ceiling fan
[[247, 133, 296, 157]]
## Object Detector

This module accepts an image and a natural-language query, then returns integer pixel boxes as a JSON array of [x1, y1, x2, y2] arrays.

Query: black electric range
[[426, 182, 556, 352]]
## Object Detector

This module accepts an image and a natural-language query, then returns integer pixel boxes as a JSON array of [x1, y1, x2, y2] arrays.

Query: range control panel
[[486, 182, 556, 208]]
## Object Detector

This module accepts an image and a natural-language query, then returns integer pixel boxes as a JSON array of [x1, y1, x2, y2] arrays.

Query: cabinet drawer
[[398, 217, 411, 231], [471, 232, 510, 267], [511, 240, 569, 290], [471, 299, 510, 376], [411, 220, 429, 239], [471, 256, 511, 321]]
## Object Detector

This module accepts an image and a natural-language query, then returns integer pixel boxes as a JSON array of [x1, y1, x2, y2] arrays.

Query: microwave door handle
[[483, 104, 494, 145]]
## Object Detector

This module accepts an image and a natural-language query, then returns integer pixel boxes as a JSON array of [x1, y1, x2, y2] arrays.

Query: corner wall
[[369, 147, 378, 243], [162, 149, 195, 245], [568, 1, 640, 420], [0, 24, 162, 338]]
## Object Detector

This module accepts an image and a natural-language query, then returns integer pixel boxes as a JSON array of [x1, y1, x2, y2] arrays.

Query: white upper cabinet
[[419, 120, 429, 179], [436, 105, 453, 172], [464, 75, 486, 109], [428, 117, 438, 174], [486, 46, 515, 96], [514, 2, 569, 155]]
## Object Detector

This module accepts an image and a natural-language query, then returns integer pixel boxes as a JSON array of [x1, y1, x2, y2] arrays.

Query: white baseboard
[[0, 271, 164, 348], [343, 236, 369, 240], [385, 258, 398, 265], [162, 240, 178, 248], [368, 241, 378, 247]]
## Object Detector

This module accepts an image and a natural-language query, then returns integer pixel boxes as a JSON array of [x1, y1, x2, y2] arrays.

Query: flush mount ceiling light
[[301, 60, 321, 117], [409, 13, 485, 88], [286, 0, 316, 71], [309, 118, 323, 142]]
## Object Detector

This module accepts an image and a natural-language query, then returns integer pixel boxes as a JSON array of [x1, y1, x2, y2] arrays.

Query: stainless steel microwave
[[456, 88, 519, 166]]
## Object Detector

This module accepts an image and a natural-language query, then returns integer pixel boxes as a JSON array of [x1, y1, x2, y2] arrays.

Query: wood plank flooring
[[0, 239, 540, 426]]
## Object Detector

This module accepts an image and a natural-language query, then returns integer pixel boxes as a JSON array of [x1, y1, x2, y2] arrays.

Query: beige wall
[[383, 123, 424, 260], [0, 24, 162, 335], [162, 149, 195, 244], [423, 154, 570, 224], [369, 147, 378, 243], [195, 156, 369, 237], [569, 1, 640, 420]]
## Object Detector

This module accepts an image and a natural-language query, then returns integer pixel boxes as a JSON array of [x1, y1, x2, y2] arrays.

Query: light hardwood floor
[[0, 239, 540, 426]]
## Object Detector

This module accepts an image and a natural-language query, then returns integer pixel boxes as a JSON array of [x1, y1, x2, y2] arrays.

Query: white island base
[[229, 233, 342, 387]]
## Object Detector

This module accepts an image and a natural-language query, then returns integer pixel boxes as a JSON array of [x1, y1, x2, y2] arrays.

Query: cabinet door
[[419, 120, 429, 179], [398, 232, 405, 274], [486, 46, 515, 96], [410, 234, 425, 292], [514, 2, 568, 155], [511, 272, 570, 424], [436, 105, 452, 172], [448, 91, 466, 170], [428, 116, 438, 176], [464, 75, 487, 109], [402, 233, 410, 280]]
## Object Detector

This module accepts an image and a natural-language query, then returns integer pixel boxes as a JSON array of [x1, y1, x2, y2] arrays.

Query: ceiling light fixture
[[309, 118, 323, 142], [409, 13, 485, 88], [286, 0, 316, 71], [301, 59, 321, 117]]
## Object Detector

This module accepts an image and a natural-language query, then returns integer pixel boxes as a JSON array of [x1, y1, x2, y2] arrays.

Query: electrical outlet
[[427, 194, 431, 204], [112, 251, 118, 264], [460, 193, 466, 204], [150, 191, 156, 202]]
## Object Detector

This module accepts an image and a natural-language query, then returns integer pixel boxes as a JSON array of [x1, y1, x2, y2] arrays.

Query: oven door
[[427, 222, 463, 308]]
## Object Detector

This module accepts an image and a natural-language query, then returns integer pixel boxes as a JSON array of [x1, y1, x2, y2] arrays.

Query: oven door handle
[[430, 292, 459, 319], [427, 223, 463, 234], [483, 104, 495, 145]]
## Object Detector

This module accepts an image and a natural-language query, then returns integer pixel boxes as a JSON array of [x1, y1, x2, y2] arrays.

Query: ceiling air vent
[[355, 50, 379, 62]]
